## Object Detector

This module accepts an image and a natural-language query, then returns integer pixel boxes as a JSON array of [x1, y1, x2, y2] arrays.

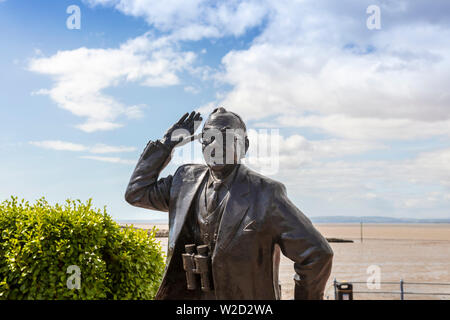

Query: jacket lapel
[[169, 166, 208, 250], [213, 164, 250, 258]]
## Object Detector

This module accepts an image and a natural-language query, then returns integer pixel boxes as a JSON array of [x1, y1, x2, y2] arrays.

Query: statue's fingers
[[194, 112, 202, 121], [177, 112, 189, 124], [186, 111, 196, 122]]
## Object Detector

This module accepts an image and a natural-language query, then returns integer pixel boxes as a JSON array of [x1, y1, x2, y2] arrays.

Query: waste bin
[[336, 282, 353, 300]]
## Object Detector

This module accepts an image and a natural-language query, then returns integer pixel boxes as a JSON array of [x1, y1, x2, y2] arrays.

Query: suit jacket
[[125, 139, 333, 300]]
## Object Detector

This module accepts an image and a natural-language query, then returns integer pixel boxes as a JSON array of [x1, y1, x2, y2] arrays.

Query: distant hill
[[310, 216, 450, 224], [118, 216, 450, 225], [117, 219, 168, 225]]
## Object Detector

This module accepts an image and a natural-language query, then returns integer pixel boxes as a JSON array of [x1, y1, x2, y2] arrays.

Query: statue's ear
[[245, 136, 249, 154], [234, 136, 249, 160]]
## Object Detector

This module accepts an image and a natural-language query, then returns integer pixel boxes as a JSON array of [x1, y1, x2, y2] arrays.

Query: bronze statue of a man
[[125, 108, 333, 300]]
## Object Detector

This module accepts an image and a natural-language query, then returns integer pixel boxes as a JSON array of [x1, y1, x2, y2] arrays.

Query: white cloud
[[83, 0, 269, 41], [89, 144, 136, 154], [215, 37, 450, 125], [80, 155, 135, 165], [259, 145, 450, 217], [29, 33, 196, 132], [28, 0, 450, 217], [400, 148, 450, 187], [270, 115, 450, 141], [76, 121, 124, 133], [77, 1, 450, 136], [29, 140, 87, 152], [202, 1, 450, 143], [30, 140, 136, 154], [184, 86, 200, 94], [245, 130, 385, 172]]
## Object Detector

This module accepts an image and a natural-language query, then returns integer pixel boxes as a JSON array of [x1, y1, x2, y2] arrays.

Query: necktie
[[206, 181, 222, 213]]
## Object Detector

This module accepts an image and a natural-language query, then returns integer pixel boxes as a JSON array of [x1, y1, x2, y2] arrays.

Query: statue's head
[[200, 107, 249, 172]]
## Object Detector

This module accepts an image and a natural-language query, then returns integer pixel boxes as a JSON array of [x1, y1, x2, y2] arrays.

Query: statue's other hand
[[162, 111, 202, 149]]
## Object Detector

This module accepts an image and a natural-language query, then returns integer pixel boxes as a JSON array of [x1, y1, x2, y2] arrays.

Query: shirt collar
[[207, 165, 239, 191]]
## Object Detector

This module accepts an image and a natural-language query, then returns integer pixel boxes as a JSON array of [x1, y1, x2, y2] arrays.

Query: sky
[[0, 0, 449, 221]]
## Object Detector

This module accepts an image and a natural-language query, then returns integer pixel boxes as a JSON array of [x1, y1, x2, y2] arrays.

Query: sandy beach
[[120, 222, 450, 300]]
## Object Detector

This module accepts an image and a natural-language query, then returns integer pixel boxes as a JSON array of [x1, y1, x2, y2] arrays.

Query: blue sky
[[1, 0, 449, 221]]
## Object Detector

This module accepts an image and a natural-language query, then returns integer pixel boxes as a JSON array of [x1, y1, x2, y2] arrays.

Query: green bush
[[0, 197, 165, 300]]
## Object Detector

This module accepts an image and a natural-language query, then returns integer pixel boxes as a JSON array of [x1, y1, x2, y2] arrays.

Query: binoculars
[[182, 244, 213, 292]]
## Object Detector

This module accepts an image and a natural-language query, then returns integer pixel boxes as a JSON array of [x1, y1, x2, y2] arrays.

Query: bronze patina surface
[[125, 108, 333, 299]]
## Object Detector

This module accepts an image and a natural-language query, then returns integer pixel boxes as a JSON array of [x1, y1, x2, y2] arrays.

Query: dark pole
[[400, 279, 404, 300], [333, 278, 337, 300], [360, 220, 363, 243]]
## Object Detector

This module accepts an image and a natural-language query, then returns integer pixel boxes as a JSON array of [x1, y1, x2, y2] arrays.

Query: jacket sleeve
[[124, 139, 174, 212], [271, 183, 333, 300]]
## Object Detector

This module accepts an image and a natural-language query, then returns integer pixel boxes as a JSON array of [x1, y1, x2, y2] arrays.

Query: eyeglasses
[[199, 129, 244, 146]]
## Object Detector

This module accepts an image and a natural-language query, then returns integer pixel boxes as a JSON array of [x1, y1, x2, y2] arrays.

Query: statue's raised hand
[[162, 111, 202, 149]]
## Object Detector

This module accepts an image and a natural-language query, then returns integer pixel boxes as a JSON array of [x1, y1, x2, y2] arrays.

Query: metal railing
[[333, 278, 450, 300]]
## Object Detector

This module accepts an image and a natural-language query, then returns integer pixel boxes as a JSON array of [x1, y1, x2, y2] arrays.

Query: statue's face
[[201, 113, 246, 172]]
